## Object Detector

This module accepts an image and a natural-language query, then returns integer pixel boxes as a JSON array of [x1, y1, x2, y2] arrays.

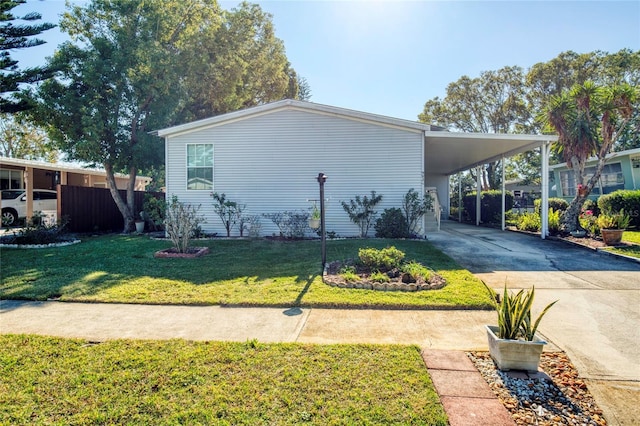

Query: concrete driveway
[[427, 221, 640, 426]]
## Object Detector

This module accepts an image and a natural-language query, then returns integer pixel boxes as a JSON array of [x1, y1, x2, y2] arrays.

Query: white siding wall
[[165, 108, 424, 237]]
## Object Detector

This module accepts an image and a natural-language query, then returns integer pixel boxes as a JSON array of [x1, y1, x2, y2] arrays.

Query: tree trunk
[[104, 162, 136, 233]]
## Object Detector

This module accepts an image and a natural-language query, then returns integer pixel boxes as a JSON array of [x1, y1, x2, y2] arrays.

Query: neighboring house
[[0, 157, 152, 226], [0, 157, 151, 191], [156, 100, 555, 238], [549, 147, 640, 200]]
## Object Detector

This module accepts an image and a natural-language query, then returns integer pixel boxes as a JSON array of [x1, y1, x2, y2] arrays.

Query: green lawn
[[604, 231, 640, 259], [0, 335, 447, 425], [0, 236, 491, 309]]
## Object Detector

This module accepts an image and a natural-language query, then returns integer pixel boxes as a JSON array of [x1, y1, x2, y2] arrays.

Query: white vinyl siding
[[165, 108, 424, 237], [186, 144, 214, 190]]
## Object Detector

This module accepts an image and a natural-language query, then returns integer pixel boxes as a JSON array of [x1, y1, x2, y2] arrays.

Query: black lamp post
[[316, 173, 327, 268]]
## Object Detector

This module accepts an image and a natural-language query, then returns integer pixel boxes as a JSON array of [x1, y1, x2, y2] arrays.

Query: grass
[[603, 231, 640, 259], [0, 235, 492, 309], [0, 334, 448, 425]]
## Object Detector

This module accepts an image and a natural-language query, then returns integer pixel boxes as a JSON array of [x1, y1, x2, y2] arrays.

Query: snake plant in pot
[[484, 283, 557, 372]]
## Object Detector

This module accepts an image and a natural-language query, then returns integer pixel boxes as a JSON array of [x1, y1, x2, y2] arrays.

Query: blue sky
[[12, 0, 640, 121]]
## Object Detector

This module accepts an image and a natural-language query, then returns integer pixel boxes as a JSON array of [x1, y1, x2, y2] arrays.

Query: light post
[[316, 173, 327, 268]]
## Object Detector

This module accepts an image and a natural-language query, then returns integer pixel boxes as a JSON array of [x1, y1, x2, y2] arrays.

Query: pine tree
[[1, 0, 55, 113]]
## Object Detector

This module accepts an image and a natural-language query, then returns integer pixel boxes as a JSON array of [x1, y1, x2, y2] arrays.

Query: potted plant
[[484, 283, 557, 372], [596, 210, 630, 246], [309, 205, 321, 229], [135, 212, 146, 233]]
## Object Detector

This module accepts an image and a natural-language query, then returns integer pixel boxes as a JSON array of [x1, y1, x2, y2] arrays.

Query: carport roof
[[424, 131, 557, 176]]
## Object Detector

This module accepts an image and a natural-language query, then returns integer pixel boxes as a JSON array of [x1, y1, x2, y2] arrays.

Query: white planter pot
[[308, 218, 321, 229], [135, 221, 145, 233], [486, 325, 546, 372]]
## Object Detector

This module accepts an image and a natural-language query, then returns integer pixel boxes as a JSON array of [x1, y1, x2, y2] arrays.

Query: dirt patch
[[154, 247, 210, 258]]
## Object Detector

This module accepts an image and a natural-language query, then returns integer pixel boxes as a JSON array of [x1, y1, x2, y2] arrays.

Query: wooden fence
[[59, 185, 164, 233]]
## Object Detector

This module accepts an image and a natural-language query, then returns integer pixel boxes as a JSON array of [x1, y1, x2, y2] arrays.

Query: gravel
[[468, 351, 607, 425]]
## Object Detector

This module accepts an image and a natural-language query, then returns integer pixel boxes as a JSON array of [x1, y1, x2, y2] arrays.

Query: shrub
[[516, 212, 541, 232], [579, 210, 599, 235], [370, 270, 390, 283], [341, 191, 383, 237], [2, 213, 71, 245], [358, 246, 405, 272], [374, 208, 409, 238], [548, 208, 561, 235], [263, 211, 309, 238], [463, 190, 513, 224], [339, 265, 360, 283], [400, 261, 432, 282], [164, 196, 205, 253], [401, 188, 433, 235], [598, 190, 640, 228], [143, 194, 166, 230], [534, 198, 569, 214], [211, 192, 246, 237], [581, 199, 600, 216]]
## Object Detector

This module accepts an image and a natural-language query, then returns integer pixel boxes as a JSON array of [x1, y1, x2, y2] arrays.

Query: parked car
[[1, 189, 57, 226]]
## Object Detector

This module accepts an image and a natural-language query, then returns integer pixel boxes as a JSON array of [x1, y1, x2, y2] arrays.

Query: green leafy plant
[[548, 208, 561, 235], [370, 271, 390, 283], [374, 208, 409, 238], [142, 194, 166, 231], [211, 192, 246, 237], [484, 283, 557, 341], [516, 212, 541, 232], [339, 265, 360, 283], [401, 188, 433, 235], [400, 261, 432, 282], [358, 246, 405, 272], [597, 210, 630, 230], [341, 191, 383, 237]]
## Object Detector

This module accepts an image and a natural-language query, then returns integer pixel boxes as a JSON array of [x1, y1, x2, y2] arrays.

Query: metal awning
[[424, 131, 557, 176]]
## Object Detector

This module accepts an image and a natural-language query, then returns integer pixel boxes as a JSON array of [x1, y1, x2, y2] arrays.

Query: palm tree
[[539, 81, 637, 232]]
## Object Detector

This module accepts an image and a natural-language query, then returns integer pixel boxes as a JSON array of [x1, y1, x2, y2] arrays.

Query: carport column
[[540, 142, 551, 239], [25, 167, 34, 221], [458, 173, 462, 223], [476, 166, 482, 226], [501, 156, 506, 231]]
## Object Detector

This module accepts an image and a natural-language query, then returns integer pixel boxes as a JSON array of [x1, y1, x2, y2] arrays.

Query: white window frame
[[186, 143, 214, 191]]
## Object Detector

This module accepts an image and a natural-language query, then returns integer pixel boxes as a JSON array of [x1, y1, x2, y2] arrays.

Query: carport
[[423, 130, 558, 238]]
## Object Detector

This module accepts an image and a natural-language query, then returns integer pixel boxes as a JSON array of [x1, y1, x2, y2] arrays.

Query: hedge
[[534, 198, 569, 214], [463, 190, 514, 224], [598, 190, 640, 228]]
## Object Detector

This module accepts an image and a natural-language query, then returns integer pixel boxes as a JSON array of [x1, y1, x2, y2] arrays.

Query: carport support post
[[501, 156, 506, 231], [540, 142, 551, 239], [476, 166, 482, 226], [317, 173, 328, 269]]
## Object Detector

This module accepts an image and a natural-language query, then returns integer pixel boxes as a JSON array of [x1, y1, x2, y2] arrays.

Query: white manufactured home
[[156, 100, 556, 238]]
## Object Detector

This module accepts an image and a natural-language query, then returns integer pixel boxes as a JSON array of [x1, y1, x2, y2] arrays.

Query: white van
[[1, 189, 57, 226]]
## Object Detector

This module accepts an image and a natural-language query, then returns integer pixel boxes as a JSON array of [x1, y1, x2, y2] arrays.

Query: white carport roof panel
[[424, 132, 558, 175]]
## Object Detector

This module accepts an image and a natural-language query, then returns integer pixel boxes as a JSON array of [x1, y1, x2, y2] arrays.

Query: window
[[187, 144, 213, 190], [0, 169, 23, 190], [559, 163, 624, 196]]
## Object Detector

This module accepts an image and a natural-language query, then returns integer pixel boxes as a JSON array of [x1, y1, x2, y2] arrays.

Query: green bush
[[401, 261, 432, 282], [463, 190, 514, 224], [516, 212, 541, 232], [374, 208, 409, 238], [358, 246, 405, 271], [581, 198, 600, 216], [548, 208, 561, 235], [598, 190, 640, 228], [534, 198, 569, 214]]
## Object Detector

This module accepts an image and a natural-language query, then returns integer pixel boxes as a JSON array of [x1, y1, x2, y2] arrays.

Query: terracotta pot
[[601, 229, 624, 246]]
